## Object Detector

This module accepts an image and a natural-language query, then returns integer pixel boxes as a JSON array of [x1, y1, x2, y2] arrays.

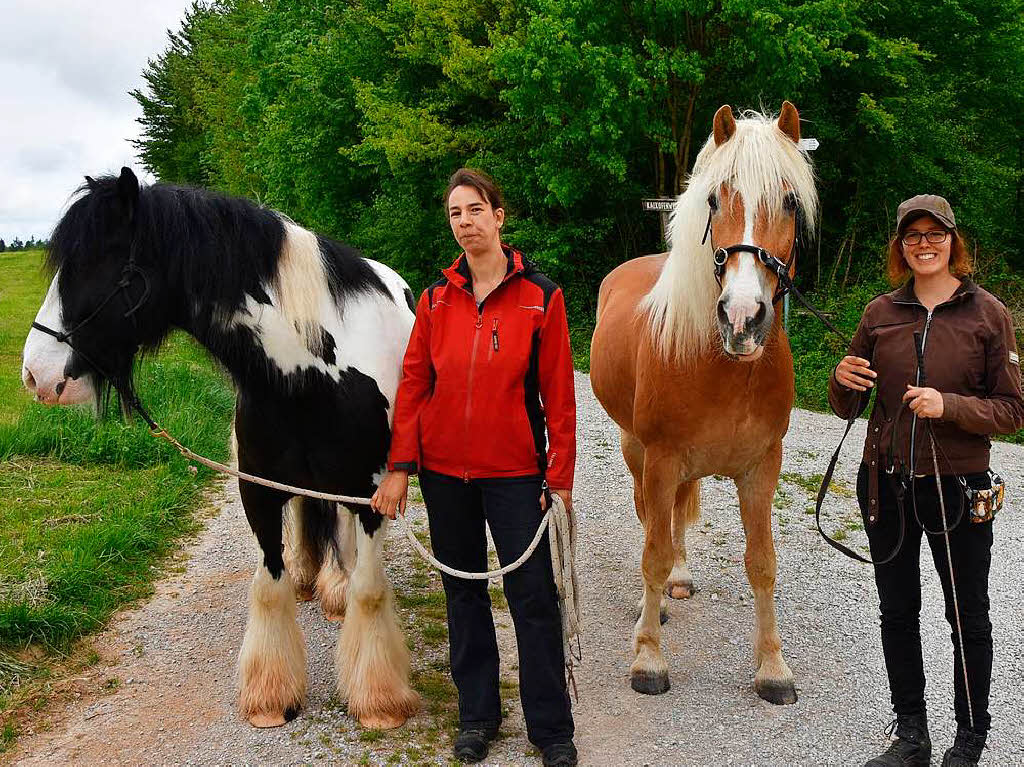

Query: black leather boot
[[941, 725, 986, 766], [864, 712, 932, 767]]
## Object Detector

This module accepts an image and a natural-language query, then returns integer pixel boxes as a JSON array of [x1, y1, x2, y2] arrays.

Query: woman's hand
[[835, 356, 876, 391], [541, 487, 572, 516], [903, 385, 944, 419], [371, 471, 409, 519]]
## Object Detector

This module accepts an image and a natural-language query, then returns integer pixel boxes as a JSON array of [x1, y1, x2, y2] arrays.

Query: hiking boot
[[864, 712, 931, 766], [941, 725, 986, 766], [453, 724, 499, 763], [541, 740, 578, 767]]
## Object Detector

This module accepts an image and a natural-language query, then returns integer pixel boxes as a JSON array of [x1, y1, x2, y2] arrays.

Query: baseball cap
[[896, 194, 956, 231]]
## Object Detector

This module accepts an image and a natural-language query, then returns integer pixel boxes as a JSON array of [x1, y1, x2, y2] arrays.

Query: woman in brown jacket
[[829, 195, 1024, 767]]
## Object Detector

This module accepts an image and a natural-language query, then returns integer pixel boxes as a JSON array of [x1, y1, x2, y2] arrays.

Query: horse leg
[[237, 483, 307, 727], [736, 442, 797, 705], [621, 429, 668, 624], [631, 447, 679, 695], [317, 504, 355, 621], [666, 480, 699, 599], [336, 509, 419, 729], [283, 497, 319, 602]]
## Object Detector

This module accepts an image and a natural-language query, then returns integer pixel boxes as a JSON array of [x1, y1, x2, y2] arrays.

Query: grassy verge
[[0, 250, 234, 749]]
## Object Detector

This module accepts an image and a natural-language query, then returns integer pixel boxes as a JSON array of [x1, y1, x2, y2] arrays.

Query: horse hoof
[[359, 712, 407, 730], [631, 671, 670, 695], [248, 704, 299, 728], [667, 583, 695, 599], [295, 585, 315, 602], [755, 679, 798, 705], [324, 611, 344, 623]]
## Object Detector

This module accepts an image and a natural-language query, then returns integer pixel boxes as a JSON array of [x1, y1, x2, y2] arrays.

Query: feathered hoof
[[294, 584, 315, 602], [247, 706, 299, 728], [631, 670, 670, 695], [666, 582, 695, 599], [358, 711, 409, 730], [755, 678, 797, 705], [324, 612, 345, 623]]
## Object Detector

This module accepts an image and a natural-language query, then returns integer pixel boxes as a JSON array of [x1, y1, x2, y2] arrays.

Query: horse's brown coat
[[590, 103, 810, 703]]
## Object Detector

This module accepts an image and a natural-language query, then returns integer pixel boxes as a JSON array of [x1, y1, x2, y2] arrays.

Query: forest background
[[132, 0, 1024, 412]]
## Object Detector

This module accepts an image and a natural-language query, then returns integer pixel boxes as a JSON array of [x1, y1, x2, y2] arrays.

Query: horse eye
[[783, 193, 798, 212], [707, 194, 719, 212]]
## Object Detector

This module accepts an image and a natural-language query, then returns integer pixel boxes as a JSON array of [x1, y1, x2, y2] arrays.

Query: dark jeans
[[858, 463, 994, 733], [418, 469, 573, 748]]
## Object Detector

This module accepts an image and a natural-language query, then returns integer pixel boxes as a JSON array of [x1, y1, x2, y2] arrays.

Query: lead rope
[[928, 430, 975, 732], [149, 425, 582, 701]]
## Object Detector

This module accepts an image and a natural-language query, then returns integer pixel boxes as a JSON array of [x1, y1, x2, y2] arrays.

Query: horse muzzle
[[21, 364, 94, 406], [716, 296, 773, 361]]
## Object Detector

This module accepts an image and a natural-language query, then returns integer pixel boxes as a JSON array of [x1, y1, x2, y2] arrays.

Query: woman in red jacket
[[372, 168, 577, 767]]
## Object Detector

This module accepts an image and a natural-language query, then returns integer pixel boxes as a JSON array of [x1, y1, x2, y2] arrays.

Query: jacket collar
[[890, 276, 977, 307], [442, 244, 527, 292]]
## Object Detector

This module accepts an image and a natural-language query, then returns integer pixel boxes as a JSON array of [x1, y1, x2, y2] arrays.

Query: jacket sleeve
[[827, 311, 873, 420], [538, 287, 577, 489], [941, 304, 1024, 435], [387, 290, 435, 473]]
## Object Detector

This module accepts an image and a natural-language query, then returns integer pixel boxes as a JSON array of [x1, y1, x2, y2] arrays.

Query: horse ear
[[84, 175, 98, 190], [713, 104, 736, 146], [777, 101, 800, 143], [117, 167, 140, 217]]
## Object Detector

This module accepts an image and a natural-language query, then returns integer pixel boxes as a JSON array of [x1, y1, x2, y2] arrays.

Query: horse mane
[[48, 175, 387, 356], [640, 109, 819, 362]]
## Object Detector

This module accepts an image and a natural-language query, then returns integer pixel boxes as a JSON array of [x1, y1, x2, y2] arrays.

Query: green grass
[[0, 250, 234, 743]]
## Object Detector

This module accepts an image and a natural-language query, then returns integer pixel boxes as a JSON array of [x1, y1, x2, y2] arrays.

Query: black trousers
[[418, 469, 573, 748], [858, 464, 994, 734]]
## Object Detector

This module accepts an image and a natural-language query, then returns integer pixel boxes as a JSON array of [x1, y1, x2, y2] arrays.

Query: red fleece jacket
[[388, 246, 577, 489]]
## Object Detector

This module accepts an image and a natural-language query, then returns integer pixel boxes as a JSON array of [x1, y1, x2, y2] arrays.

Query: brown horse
[[590, 102, 818, 704]]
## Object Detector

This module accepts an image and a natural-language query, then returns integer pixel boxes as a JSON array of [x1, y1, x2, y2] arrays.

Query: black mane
[[50, 175, 388, 322]]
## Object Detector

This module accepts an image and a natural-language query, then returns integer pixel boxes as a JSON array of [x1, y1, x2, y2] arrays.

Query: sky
[[0, 0, 195, 243]]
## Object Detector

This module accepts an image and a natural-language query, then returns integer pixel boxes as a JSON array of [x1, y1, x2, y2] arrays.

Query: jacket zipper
[[463, 305, 483, 482], [908, 310, 933, 475]]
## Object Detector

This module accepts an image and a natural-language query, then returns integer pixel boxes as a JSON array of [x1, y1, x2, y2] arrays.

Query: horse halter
[[29, 253, 158, 430], [701, 193, 805, 306]]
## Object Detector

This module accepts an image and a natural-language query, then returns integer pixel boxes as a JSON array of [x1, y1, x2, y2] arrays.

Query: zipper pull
[[475, 311, 483, 329], [492, 319, 499, 351]]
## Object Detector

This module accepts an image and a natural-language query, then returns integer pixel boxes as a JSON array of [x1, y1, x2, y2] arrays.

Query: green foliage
[[133, 0, 1023, 304]]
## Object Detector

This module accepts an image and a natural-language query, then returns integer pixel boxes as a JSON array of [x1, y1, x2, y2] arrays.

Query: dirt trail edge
[[11, 372, 1024, 765]]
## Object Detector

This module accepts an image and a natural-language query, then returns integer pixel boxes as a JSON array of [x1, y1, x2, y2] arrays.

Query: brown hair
[[444, 167, 504, 211], [886, 213, 974, 285]]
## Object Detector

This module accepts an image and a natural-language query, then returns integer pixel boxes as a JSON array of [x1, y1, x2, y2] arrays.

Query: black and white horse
[[21, 168, 420, 729]]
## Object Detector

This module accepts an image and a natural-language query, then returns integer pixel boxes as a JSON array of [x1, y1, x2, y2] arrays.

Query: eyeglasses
[[901, 230, 949, 246]]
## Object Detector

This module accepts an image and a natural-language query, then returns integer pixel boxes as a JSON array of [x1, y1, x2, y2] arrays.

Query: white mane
[[640, 110, 819, 361]]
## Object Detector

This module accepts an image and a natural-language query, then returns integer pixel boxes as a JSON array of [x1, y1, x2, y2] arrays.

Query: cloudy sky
[[0, 0, 194, 243]]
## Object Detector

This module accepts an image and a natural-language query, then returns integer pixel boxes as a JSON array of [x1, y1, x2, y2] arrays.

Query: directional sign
[[642, 198, 675, 212]]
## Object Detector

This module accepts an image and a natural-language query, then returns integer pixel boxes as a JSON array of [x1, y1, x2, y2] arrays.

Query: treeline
[[0, 237, 48, 252], [133, 0, 1023, 329]]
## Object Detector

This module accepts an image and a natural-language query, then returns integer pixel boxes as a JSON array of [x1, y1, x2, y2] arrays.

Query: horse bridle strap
[[30, 258, 157, 431], [702, 205, 801, 306]]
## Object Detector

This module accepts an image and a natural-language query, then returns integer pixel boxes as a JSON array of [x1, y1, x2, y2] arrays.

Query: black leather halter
[[702, 197, 804, 306], [29, 255, 158, 430]]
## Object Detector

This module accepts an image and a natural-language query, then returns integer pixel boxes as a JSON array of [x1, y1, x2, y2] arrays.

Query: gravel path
[[11, 371, 1024, 765]]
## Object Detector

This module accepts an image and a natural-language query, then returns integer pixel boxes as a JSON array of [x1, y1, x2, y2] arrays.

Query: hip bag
[[961, 470, 1004, 523]]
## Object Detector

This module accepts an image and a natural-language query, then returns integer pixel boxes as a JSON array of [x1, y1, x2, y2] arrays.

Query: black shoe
[[453, 725, 499, 764], [864, 712, 931, 767], [541, 741, 578, 767], [941, 725, 986, 766]]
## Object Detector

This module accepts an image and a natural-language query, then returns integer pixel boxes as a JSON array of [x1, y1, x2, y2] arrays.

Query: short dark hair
[[886, 212, 973, 285], [444, 167, 504, 211]]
